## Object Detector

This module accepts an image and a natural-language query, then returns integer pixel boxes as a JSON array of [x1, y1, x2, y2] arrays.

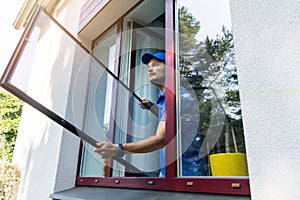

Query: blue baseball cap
[[141, 52, 165, 64]]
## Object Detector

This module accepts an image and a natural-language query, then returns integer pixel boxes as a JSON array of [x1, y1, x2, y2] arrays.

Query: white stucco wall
[[230, 1, 300, 199], [12, 1, 88, 200]]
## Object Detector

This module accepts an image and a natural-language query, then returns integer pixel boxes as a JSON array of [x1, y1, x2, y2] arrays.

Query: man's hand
[[140, 98, 159, 117], [140, 98, 154, 109], [94, 142, 118, 159]]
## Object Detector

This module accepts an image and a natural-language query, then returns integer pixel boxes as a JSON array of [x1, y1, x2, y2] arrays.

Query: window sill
[[50, 186, 251, 200]]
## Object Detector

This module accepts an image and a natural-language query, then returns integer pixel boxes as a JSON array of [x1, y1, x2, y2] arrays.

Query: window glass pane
[[112, 0, 165, 177], [80, 27, 117, 177], [2, 8, 92, 133], [0, 8, 111, 177], [176, 0, 248, 177]]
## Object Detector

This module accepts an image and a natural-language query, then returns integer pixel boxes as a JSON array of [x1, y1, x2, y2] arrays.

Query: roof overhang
[[13, 0, 66, 29]]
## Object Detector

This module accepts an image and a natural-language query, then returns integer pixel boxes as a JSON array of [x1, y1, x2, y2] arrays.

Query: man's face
[[147, 58, 165, 86]]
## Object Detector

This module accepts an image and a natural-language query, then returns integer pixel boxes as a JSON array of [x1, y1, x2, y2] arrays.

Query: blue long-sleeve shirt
[[156, 87, 208, 176]]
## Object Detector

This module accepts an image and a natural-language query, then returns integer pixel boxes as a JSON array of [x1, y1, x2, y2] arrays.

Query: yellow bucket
[[209, 153, 249, 176]]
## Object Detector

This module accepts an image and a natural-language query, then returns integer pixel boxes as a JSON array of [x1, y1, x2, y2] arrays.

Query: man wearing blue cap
[[94, 52, 207, 176]]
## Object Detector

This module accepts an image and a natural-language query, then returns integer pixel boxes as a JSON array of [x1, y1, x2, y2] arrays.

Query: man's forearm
[[123, 121, 165, 153], [123, 135, 164, 153]]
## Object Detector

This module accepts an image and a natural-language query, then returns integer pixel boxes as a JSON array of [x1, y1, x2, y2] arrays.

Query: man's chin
[[150, 81, 164, 87]]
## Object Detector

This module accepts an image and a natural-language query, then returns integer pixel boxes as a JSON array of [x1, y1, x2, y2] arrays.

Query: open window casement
[[1, 5, 154, 175]]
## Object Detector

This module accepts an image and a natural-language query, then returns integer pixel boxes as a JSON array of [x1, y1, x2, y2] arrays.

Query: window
[[77, 0, 250, 195], [176, 0, 248, 178], [79, 0, 166, 178]]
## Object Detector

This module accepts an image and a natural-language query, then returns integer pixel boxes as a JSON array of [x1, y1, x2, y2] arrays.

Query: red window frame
[[76, 0, 250, 196]]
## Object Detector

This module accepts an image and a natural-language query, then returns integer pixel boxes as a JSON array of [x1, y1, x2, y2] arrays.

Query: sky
[[0, 0, 23, 77], [180, 0, 232, 41]]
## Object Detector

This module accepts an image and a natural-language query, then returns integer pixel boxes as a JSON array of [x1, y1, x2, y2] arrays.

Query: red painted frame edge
[[76, 177, 250, 195], [165, 0, 178, 179]]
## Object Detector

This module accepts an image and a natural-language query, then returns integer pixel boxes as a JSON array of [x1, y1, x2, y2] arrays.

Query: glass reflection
[[177, 0, 248, 177]]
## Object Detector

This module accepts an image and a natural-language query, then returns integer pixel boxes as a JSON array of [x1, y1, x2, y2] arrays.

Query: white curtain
[[113, 22, 164, 175]]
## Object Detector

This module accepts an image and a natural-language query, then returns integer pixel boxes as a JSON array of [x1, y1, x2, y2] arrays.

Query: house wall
[[12, 1, 88, 200], [230, 1, 300, 200]]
